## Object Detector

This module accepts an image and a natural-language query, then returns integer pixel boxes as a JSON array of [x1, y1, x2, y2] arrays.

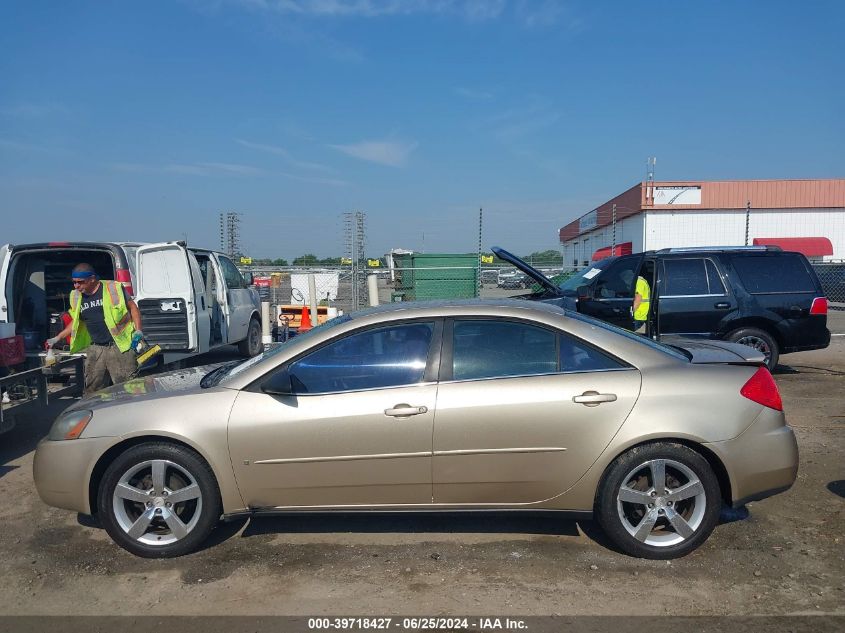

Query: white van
[[0, 241, 262, 365]]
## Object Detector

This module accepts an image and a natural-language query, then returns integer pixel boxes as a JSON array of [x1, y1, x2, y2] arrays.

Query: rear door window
[[452, 320, 557, 380], [731, 254, 817, 294], [661, 258, 726, 296]]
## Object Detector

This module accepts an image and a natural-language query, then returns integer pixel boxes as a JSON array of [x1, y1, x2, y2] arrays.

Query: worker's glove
[[45, 337, 60, 349], [131, 331, 146, 353]]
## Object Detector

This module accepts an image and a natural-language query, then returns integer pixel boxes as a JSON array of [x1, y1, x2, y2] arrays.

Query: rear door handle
[[384, 404, 428, 417], [572, 391, 617, 406], [714, 302, 730, 309]]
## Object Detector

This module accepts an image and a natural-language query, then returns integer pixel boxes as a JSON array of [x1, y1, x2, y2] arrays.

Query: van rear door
[[134, 242, 198, 351]]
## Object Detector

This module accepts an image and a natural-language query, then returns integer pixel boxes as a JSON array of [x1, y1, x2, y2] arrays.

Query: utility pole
[[477, 208, 483, 296], [745, 200, 751, 246], [611, 203, 617, 256]]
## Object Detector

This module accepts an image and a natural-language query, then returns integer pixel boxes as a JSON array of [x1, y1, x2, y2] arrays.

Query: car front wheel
[[97, 442, 221, 558], [597, 442, 721, 559]]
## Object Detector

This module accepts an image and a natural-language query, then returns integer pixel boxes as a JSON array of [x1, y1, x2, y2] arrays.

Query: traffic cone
[[299, 305, 312, 331]]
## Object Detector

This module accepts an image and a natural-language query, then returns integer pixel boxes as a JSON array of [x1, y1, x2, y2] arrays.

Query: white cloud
[[330, 139, 418, 167], [0, 138, 70, 154], [454, 86, 494, 101], [111, 162, 263, 176], [477, 99, 562, 142], [235, 138, 333, 172], [217, 0, 507, 20], [279, 171, 349, 186], [0, 103, 69, 118]]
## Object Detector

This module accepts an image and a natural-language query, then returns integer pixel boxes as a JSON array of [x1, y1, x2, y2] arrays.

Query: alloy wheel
[[112, 459, 203, 547], [616, 458, 707, 547]]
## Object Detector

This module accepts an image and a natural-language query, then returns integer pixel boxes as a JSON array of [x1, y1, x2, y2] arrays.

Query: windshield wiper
[[200, 362, 239, 388]]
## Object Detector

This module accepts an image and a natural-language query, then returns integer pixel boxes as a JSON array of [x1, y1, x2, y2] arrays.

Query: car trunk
[[661, 336, 766, 365]]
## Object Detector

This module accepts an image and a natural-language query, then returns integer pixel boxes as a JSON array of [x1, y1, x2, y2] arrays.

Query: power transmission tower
[[344, 211, 366, 309], [219, 212, 243, 259]]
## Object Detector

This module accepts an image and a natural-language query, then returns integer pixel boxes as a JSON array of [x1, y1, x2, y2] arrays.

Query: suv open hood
[[661, 336, 766, 365], [491, 246, 562, 295]]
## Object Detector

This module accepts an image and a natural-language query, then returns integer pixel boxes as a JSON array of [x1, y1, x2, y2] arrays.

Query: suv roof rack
[[654, 245, 783, 254]]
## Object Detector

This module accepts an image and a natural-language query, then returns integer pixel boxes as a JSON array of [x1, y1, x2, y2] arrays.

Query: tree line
[[244, 250, 563, 268]]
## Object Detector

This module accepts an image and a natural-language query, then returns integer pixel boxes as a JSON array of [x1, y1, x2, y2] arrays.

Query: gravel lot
[[0, 338, 842, 619]]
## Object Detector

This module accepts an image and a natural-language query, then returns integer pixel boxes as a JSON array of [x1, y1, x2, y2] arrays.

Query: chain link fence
[[812, 262, 845, 307], [244, 260, 843, 335]]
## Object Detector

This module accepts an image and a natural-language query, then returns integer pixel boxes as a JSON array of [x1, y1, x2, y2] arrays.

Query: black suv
[[493, 245, 830, 370]]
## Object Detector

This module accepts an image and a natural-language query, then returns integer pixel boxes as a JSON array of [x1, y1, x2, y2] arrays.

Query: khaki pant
[[84, 344, 137, 394]]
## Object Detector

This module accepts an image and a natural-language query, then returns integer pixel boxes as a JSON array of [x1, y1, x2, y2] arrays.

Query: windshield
[[567, 311, 690, 362], [558, 261, 612, 292], [200, 314, 354, 388]]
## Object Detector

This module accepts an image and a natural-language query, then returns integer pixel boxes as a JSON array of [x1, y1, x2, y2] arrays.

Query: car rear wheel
[[726, 327, 779, 371], [238, 317, 262, 357], [97, 442, 221, 558], [597, 443, 721, 559]]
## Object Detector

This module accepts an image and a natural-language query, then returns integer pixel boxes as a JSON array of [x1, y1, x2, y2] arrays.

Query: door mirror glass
[[242, 271, 254, 286], [576, 285, 592, 299]]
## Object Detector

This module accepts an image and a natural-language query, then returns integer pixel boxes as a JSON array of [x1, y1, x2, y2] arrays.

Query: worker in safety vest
[[46, 263, 143, 394], [623, 269, 651, 333]]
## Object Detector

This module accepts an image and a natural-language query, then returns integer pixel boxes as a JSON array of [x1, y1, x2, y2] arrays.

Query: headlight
[[48, 410, 93, 441]]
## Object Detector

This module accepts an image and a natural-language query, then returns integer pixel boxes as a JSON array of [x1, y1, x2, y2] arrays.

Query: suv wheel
[[726, 327, 779, 371]]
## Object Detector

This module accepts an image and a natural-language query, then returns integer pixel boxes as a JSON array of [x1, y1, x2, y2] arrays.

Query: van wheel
[[726, 327, 779, 370], [238, 317, 262, 357]]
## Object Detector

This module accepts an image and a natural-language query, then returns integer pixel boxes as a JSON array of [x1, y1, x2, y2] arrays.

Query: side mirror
[[576, 285, 592, 300], [261, 368, 293, 395], [242, 271, 254, 286]]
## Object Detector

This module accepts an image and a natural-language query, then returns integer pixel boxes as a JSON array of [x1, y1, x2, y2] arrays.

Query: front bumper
[[704, 407, 799, 508], [33, 436, 115, 514]]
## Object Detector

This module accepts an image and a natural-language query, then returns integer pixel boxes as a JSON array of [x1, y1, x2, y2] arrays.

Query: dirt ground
[[0, 339, 842, 619]]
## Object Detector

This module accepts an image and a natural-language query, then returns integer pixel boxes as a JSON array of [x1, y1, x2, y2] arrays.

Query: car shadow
[[775, 363, 845, 376], [0, 398, 72, 474], [239, 511, 585, 540], [827, 480, 845, 499]]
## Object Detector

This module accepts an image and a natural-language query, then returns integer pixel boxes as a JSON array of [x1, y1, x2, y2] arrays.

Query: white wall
[[562, 208, 844, 262], [562, 215, 645, 267], [643, 208, 845, 260]]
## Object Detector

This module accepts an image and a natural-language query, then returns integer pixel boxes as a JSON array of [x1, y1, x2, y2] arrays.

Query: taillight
[[116, 269, 134, 297], [740, 366, 783, 411], [810, 297, 828, 315]]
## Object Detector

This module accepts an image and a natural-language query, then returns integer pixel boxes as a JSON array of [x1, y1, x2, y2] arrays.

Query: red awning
[[752, 237, 833, 257], [592, 242, 633, 261]]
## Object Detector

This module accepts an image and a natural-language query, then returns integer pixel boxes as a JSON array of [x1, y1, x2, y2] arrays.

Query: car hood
[[64, 363, 231, 412], [661, 337, 766, 365], [491, 246, 562, 295]]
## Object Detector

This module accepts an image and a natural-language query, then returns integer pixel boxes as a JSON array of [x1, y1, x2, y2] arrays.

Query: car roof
[[348, 298, 570, 320]]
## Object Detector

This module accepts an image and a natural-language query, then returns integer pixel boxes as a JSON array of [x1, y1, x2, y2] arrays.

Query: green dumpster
[[393, 253, 479, 301]]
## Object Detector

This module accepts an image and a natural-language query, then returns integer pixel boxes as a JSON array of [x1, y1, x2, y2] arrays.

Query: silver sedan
[[34, 300, 798, 558]]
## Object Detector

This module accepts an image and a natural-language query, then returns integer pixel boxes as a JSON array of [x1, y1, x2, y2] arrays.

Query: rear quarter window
[[730, 254, 817, 294]]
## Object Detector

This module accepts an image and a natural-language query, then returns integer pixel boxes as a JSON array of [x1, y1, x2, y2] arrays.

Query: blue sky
[[2, 0, 843, 259]]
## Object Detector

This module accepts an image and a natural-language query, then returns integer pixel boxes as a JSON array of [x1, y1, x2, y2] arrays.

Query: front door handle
[[572, 391, 617, 407], [714, 302, 730, 309], [384, 404, 428, 417]]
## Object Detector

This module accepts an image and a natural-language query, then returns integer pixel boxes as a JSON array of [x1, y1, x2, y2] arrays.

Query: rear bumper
[[703, 408, 799, 508]]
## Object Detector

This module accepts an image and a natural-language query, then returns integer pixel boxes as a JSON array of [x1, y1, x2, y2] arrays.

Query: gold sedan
[[33, 300, 798, 559]]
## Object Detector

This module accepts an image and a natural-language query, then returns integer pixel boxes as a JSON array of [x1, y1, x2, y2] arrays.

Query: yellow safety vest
[[68, 281, 136, 353], [634, 276, 651, 321]]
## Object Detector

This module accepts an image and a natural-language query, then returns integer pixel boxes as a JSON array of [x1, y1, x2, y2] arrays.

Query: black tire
[[238, 317, 262, 357], [596, 442, 721, 559], [726, 327, 779, 371], [97, 442, 221, 558]]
